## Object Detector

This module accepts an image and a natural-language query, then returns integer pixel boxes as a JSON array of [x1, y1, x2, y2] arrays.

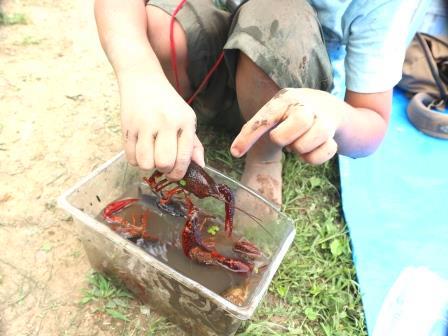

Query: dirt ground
[[0, 0, 142, 334]]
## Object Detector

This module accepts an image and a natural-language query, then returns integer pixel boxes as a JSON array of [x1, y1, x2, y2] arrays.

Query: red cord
[[170, 0, 187, 94], [187, 51, 224, 105], [170, 0, 224, 105]]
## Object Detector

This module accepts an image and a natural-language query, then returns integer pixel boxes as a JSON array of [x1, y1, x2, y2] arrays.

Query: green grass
[[202, 128, 367, 335], [0, 11, 27, 25], [80, 272, 180, 335], [81, 127, 366, 335], [81, 272, 134, 322]]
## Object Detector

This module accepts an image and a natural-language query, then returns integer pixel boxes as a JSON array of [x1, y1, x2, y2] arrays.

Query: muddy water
[[97, 186, 269, 303]]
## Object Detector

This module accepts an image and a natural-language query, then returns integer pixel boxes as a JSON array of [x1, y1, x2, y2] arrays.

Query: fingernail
[[231, 147, 240, 158], [193, 157, 205, 167]]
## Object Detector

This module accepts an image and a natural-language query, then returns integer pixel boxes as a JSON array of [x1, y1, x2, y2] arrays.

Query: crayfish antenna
[[215, 184, 273, 237], [232, 205, 274, 237]]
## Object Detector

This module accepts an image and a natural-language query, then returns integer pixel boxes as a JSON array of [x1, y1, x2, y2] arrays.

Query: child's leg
[[145, 0, 233, 124], [225, 0, 333, 207], [235, 53, 283, 208]]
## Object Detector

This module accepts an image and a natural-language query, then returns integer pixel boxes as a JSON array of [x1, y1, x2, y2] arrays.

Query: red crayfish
[[180, 196, 256, 273], [103, 198, 158, 241], [145, 161, 235, 237], [102, 161, 265, 274]]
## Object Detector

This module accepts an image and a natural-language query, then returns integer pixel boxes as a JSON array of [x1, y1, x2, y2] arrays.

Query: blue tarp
[[339, 89, 448, 334]]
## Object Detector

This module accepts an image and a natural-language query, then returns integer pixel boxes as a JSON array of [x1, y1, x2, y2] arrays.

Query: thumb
[[191, 134, 205, 167]]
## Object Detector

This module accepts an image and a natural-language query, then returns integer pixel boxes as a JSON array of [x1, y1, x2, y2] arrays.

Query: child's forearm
[[334, 105, 388, 158], [335, 90, 392, 158], [94, 0, 166, 82]]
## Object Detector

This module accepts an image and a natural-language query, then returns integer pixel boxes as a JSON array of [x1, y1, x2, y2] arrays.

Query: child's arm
[[94, 0, 161, 81], [94, 0, 203, 179], [230, 88, 391, 164]]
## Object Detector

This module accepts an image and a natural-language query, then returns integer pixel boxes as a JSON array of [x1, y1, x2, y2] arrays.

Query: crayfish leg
[[102, 198, 139, 224], [233, 239, 263, 259], [211, 251, 251, 274], [217, 184, 234, 237], [159, 187, 184, 205], [154, 179, 172, 192], [143, 171, 163, 188]]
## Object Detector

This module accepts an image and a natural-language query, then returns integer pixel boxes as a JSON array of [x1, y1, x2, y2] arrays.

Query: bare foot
[[240, 160, 282, 209], [234, 159, 282, 229]]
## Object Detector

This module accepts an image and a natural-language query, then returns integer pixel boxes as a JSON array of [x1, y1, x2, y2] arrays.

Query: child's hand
[[119, 74, 204, 180], [230, 88, 345, 164]]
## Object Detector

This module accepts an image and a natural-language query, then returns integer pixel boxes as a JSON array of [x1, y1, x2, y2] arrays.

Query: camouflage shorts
[[147, 0, 333, 133]]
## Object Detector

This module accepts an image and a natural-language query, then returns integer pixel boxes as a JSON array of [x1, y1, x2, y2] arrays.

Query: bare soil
[[0, 1, 162, 334]]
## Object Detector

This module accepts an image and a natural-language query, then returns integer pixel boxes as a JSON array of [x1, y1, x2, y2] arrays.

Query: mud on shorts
[[147, 0, 333, 133]]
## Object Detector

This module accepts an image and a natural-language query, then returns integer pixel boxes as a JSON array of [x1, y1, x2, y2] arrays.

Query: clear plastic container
[[58, 152, 295, 336]]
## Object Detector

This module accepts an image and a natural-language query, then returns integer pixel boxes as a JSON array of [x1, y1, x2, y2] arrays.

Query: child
[[94, 0, 429, 207]]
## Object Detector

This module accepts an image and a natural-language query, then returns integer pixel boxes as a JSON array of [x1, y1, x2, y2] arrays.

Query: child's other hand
[[119, 74, 204, 180], [230, 88, 345, 165]]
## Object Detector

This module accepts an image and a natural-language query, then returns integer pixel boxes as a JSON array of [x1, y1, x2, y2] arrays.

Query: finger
[[191, 134, 205, 167], [166, 128, 195, 180], [300, 138, 338, 165], [269, 103, 314, 147], [123, 129, 138, 166], [289, 116, 334, 154], [230, 96, 288, 158], [154, 129, 177, 173], [135, 130, 155, 170]]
